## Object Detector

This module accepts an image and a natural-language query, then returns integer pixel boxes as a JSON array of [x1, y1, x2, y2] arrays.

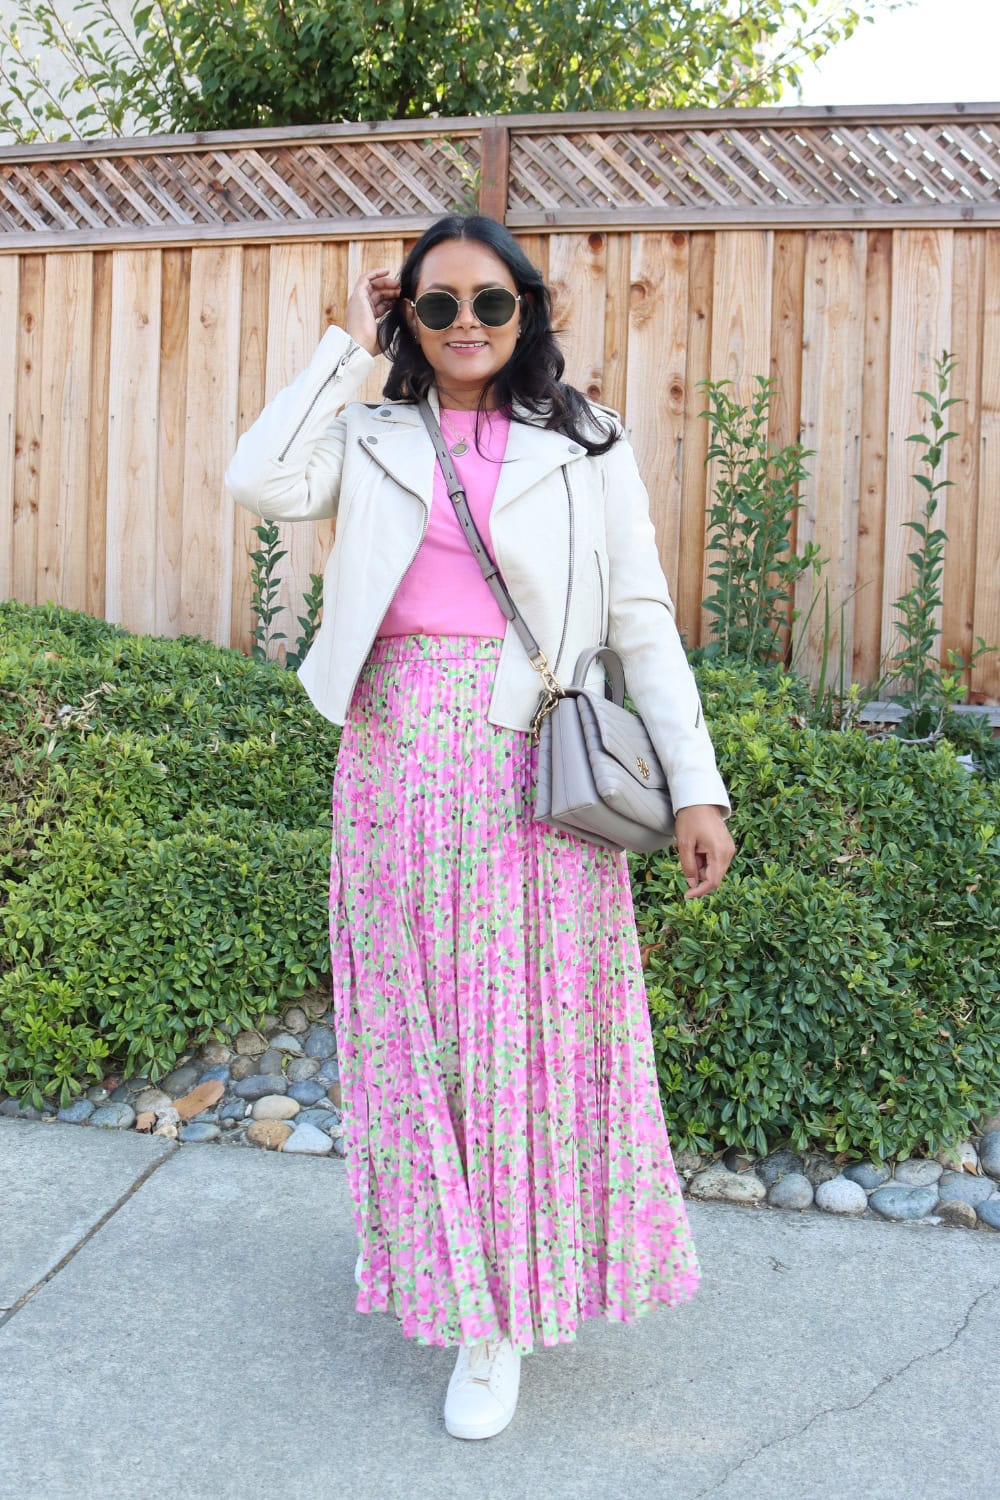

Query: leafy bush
[[698, 375, 821, 664], [631, 661, 1000, 1160], [0, 600, 340, 1106], [882, 351, 996, 738], [0, 0, 882, 143], [2, 605, 998, 1164]]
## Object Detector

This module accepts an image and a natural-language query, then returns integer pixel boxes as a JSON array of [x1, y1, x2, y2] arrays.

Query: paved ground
[[2, 1115, 998, 1500]]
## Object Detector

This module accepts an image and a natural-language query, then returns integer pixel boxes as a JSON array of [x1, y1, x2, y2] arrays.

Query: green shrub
[[2, 605, 998, 1163], [0, 601, 340, 1105], [631, 660, 1000, 1159]]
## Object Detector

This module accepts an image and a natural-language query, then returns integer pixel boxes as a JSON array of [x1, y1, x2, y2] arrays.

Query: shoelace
[[466, 1339, 499, 1384]]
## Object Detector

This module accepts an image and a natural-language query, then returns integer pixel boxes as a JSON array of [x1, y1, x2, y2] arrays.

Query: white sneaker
[[444, 1336, 521, 1440]]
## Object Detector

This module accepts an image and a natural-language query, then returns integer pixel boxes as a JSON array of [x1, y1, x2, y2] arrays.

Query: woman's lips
[[446, 341, 488, 355]]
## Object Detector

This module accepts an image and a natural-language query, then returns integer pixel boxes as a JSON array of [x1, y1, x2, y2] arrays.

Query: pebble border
[[3, 997, 999, 1231], [677, 1139, 1000, 1231]]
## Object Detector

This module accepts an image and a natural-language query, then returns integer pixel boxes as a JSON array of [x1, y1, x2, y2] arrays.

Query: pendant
[[450, 439, 469, 456]]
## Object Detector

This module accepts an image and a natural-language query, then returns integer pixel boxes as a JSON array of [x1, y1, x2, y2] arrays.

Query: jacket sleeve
[[601, 435, 732, 819], [224, 325, 375, 522]]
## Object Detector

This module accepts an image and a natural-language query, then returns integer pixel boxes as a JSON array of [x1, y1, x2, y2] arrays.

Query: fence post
[[478, 121, 510, 222]]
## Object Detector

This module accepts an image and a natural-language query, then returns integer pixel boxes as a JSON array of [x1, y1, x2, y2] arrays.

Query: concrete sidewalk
[[1, 1116, 997, 1500]]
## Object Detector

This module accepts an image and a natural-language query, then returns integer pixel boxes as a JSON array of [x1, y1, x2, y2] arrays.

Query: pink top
[[377, 406, 511, 640]]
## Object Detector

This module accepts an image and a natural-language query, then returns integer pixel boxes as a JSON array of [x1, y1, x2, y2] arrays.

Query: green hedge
[[2, 601, 998, 1161], [0, 601, 340, 1104], [631, 665, 1000, 1159]]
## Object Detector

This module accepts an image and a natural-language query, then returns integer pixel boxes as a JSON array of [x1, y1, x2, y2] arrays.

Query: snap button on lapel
[[366, 435, 378, 444], [378, 407, 391, 417], [568, 444, 583, 455]]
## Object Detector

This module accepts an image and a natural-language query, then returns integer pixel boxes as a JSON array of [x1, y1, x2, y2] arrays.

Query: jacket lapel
[[355, 388, 587, 515], [356, 401, 435, 509], [490, 415, 586, 519]]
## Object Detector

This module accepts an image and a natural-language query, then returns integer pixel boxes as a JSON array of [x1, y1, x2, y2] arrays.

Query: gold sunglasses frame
[[407, 287, 522, 330]]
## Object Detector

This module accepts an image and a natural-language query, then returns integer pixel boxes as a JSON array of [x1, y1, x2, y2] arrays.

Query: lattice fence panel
[[0, 133, 481, 237], [507, 119, 1000, 214], [0, 110, 998, 245]]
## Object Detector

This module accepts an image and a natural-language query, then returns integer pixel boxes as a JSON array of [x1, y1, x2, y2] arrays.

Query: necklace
[[439, 410, 472, 456]]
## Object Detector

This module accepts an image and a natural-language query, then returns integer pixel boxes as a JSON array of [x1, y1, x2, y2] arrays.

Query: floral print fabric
[[329, 634, 699, 1354]]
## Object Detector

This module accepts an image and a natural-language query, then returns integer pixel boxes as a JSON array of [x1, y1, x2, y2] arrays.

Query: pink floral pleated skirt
[[328, 634, 699, 1354]]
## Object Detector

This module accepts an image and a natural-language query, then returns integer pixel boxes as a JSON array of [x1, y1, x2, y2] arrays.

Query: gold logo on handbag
[[636, 755, 650, 779]]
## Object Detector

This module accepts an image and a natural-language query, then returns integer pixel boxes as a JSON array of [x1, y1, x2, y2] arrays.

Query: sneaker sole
[[444, 1402, 518, 1441]]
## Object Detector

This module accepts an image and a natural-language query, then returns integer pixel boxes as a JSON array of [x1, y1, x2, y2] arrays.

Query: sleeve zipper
[[553, 466, 575, 679], [277, 338, 362, 463]]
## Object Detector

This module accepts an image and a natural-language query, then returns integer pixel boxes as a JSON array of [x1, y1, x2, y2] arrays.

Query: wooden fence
[[1, 104, 998, 699]]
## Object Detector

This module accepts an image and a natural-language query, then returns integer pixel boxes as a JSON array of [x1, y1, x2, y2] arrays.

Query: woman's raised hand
[[345, 267, 401, 355]]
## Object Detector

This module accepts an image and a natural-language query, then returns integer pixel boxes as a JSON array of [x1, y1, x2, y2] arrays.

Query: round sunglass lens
[[474, 288, 517, 325], [414, 292, 459, 329]]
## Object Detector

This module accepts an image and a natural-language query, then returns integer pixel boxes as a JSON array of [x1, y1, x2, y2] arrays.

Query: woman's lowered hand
[[345, 267, 401, 355], [673, 804, 736, 899]]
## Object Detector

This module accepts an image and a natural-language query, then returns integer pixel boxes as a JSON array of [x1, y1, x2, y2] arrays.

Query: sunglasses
[[408, 286, 521, 331]]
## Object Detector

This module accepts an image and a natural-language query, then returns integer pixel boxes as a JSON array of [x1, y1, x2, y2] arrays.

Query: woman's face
[[406, 238, 522, 408]]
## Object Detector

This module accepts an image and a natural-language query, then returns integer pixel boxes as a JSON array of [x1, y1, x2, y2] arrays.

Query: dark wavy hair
[[377, 214, 619, 456]]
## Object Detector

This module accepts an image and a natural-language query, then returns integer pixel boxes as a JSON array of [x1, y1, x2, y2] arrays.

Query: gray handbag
[[417, 399, 675, 854]]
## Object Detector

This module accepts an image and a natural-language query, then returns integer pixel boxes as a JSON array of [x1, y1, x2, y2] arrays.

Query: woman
[[225, 214, 735, 1441]]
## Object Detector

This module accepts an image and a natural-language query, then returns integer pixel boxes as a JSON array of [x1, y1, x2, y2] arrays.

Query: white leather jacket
[[225, 324, 731, 817]]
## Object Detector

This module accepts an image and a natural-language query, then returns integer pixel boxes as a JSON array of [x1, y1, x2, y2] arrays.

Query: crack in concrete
[[693, 1277, 1000, 1500], [0, 1144, 178, 1329]]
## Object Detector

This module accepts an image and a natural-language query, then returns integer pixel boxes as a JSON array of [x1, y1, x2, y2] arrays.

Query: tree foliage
[[0, 0, 898, 143]]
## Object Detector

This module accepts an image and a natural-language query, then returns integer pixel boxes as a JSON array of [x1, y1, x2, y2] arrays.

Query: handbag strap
[[417, 397, 563, 700]]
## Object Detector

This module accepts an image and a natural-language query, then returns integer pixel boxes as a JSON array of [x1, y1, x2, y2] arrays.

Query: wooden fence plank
[[625, 231, 688, 586], [944, 229, 985, 683], [230, 245, 269, 656], [548, 231, 607, 400], [313, 240, 352, 585], [37, 252, 92, 613], [513, 233, 549, 284], [86, 251, 112, 619], [347, 237, 403, 408], [768, 230, 805, 659], [702, 231, 774, 640], [263, 242, 323, 665], [601, 231, 630, 420], [180, 246, 242, 644], [0, 256, 18, 602], [853, 229, 892, 691], [13, 255, 44, 606], [154, 249, 190, 636], [479, 124, 510, 221], [973, 228, 1000, 701], [678, 231, 714, 647], [106, 249, 161, 634], [881, 229, 954, 686], [795, 231, 866, 684]]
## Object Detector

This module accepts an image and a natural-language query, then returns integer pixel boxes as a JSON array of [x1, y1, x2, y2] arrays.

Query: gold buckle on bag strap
[[528, 650, 564, 743]]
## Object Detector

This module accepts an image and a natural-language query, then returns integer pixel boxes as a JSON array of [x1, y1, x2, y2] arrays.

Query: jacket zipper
[[594, 548, 605, 644], [277, 339, 361, 463], [553, 466, 574, 679], [339, 508, 430, 705], [333, 439, 430, 706]]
